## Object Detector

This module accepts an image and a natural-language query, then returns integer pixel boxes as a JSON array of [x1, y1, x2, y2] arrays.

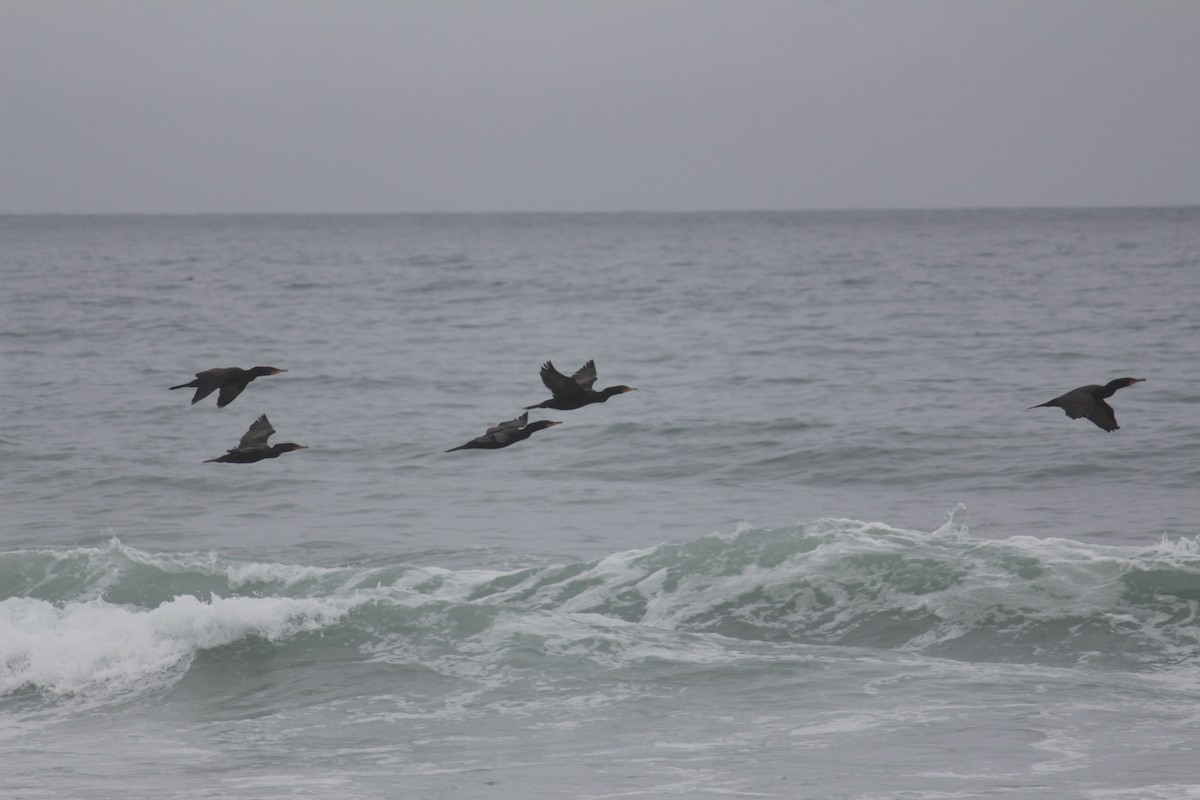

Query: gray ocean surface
[[2, 209, 1199, 799]]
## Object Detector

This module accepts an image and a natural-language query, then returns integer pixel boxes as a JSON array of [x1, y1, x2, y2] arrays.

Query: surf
[[4, 516, 1200, 699]]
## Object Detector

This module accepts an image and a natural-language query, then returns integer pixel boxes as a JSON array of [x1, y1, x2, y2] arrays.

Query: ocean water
[[2, 209, 1199, 799]]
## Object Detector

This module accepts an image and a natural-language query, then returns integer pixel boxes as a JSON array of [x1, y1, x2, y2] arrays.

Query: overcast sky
[[3, 1, 1198, 213]]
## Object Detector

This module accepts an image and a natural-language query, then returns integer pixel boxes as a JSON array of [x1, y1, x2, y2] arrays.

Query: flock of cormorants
[[172, 359, 637, 463], [170, 366, 302, 463], [173, 362, 1141, 464]]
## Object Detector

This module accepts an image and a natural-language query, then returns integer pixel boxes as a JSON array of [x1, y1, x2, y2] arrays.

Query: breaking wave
[[4, 515, 1199, 698]]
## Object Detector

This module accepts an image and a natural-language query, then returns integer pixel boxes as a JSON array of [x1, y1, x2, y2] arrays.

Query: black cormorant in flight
[[171, 366, 286, 408], [446, 412, 561, 452], [1028, 377, 1144, 432], [206, 414, 307, 463], [524, 360, 635, 411]]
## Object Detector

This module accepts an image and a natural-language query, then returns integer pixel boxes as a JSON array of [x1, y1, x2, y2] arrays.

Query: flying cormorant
[[171, 366, 286, 408], [446, 412, 561, 452], [523, 360, 635, 411], [206, 414, 307, 463], [1028, 377, 1145, 432]]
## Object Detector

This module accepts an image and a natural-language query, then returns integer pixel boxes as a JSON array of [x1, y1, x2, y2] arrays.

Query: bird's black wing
[[538, 361, 586, 399], [486, 414, 530, 445], [1084, 399, 1119, 432], [1054, 386, 1100, 420], [191, 383, 219, 404], [1051, 386, 1120, 431], [190, 368, 237, 403], [485, 412, 528, 436], [571, 360, 598, 391], [238, 414, 276, 448], [217, 379, 250, 408]]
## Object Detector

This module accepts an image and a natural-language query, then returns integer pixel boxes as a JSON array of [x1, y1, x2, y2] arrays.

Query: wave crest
[[472, 518, 1200, 666], [4, 518, 1200, 697]]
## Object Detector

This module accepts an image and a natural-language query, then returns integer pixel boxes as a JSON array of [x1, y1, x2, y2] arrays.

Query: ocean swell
[[3, 518, 1200, 698], [471, 517, 1200, 667]]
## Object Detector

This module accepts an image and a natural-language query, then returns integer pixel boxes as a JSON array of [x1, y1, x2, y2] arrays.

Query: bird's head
[[252, 366, 287, 376], [275, 442, 307, 453]]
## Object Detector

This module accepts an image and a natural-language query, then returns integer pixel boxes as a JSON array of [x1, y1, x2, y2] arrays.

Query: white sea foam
[[440, 516, 1200, 668], [0, 592, 358, 696]]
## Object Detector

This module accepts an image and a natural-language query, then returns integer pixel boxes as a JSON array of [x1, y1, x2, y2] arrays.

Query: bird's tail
[[170, 381, 197, 390], [445, 444, 468, 453], [1027, 400, 1057, 410], [522, 401, 547, 410]]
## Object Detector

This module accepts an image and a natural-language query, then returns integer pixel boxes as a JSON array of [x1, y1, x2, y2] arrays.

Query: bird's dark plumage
[[170, 366, 286, 408], [205, 414, 307, 463], [446, 412, 561, 452], [1028, 377, 1144, 432], [524, 360, 635, 411]]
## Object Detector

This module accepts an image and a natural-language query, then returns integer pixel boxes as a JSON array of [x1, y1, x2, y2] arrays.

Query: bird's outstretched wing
[[540, 361, 591, 398], [570, 360, 598, 391], [1084, 400, 1119, 432], [186, 368, 233, 403], [486, 414, 530, 445], [486, 412, 528, 436], [190, 382, 219, 404], [1049, 385, 1120, 431], [238, 414, 276, 448], [539, 361, 577, 396], [217, 381, 248, 408], [1055, 386, 1099, 420]]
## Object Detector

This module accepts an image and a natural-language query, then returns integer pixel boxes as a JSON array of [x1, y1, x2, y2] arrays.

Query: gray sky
[[3, 0, 1198, 213]]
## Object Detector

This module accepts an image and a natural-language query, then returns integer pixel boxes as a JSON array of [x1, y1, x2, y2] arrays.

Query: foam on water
[[0, 592, 367, 697], [5, 516, 1199, 701], [467, 513, 1200, 667]]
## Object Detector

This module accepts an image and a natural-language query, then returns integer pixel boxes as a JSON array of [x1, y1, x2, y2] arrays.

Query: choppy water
[[2, 210, 1199, 798]]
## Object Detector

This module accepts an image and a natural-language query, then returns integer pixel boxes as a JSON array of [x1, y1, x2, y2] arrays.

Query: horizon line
[[3, 202, 1198, 217]]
